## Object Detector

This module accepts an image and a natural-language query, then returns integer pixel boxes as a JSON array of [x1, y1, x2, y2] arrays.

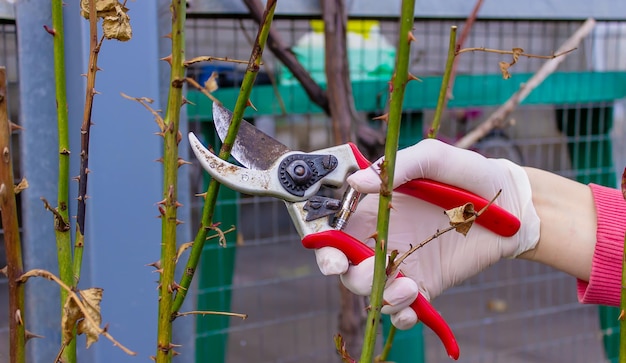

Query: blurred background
[[1, 1, 626, 362]]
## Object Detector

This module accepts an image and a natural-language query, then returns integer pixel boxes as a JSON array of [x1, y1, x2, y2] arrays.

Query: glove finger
[[381, 276, 419, 314], [390, 306, 418, 330], [315, 247, 349, 276], [340, 256, 375, 296]]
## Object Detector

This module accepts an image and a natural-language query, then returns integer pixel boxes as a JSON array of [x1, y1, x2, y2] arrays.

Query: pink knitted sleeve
[[577, 183, 626, 306]]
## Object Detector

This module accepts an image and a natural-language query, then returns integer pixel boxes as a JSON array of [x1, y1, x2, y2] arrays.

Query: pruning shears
[[188, 103, 522, 360]]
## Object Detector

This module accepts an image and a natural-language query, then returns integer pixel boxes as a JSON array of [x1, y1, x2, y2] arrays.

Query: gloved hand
[[314, 138, 541, 329]]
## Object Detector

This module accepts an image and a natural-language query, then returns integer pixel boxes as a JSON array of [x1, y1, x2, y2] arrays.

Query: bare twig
[[17, 269, 136, 356], [184, 56, 250, 67], [455, 18, 596, 149], [456, 47, 576, 59], [389, 190, 502, 275], [174, 310, 247, 320]]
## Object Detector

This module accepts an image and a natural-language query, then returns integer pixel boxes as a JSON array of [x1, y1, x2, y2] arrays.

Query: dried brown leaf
[[62, 296, 84, 346], [80, 0, 118, 17], [444, 203, 476, 236], [80, 1, 132, 41], [77, 288, 104, 348], [204, 71, 219, 93], [511, 47, 524, 64], [499, 61, 511, 80], [102, 8, 132, 42], [61, 287, 104, 348], [14, 177, 28, 194]]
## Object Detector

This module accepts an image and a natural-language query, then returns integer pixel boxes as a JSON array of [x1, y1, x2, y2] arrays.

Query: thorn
[[25, 330, 45, 342], [150, 356, 156, 361], [85, 168, 92, 174], [174, 201, 183, 208], [146, 260, 162, 269], [152, 268, 163, 275], [154, 131, 165, 138], [163, 32, 172, 39], [182, 97, 195, 106], [168, 342, 183, 349], [160, 54, 173, 66], [175, 219, 184, 225], [246, 99, 258, 111], [15, 309, 23, 325], [177, 130, 183, 145], [102, 323, 109, 333], [388, 201, 395, 210], [195, 192, 207, 199], [169, 282, 186, 293], [43, 25, 56, 36], [156, 198, 167, 206], [92, 89, 101, 95], [10, 122, 24, 132], [407, 31, 417, 43], [172, 350, 180, 356], [158, 206, 166, 216], [60, 148, 71, 155], [407, 73, 422, 82], [372, 113, 389, 123], [156, 283, 162, 291], [0, 266, 6, 277], [367, 232, 378, 240], [382, 299, 391, 306], [155, 157, 164, 163], [72, 175, 80, 182], [76, 196, 83, 201], [177, 158, 191, 168]]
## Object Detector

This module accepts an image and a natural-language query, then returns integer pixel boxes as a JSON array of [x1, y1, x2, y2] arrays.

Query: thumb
[[347, 138, 454, 193]]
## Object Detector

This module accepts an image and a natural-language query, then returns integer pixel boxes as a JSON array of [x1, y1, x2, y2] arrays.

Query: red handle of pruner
[[347, 142, 520, 237], [302, 230, 460, 360]]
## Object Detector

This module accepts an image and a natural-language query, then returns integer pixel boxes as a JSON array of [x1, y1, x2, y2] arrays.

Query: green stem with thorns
[[360, 1, 416, 361], [51, 1, 76, 361], [156, 0, 187, 361], [171, 0, 277, 314]]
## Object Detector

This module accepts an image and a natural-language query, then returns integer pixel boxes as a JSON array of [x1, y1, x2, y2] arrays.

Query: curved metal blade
[[213, 102, 290, 170]]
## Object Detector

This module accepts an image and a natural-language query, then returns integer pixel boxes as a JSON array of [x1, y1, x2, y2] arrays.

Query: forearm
[[517, 167, 597, 282]]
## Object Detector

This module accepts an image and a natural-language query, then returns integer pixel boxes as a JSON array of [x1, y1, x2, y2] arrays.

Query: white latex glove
[[315, 138, 541, 329]]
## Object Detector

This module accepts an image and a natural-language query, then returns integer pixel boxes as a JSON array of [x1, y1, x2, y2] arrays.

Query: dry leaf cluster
[[80, 0, 132, 41]]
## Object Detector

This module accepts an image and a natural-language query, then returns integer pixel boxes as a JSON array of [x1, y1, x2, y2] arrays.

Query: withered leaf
[[511, 47, 524, 64], [62, 296, 84, 346], [499, 61, 511, 80], [102, 8, 132, 42], [77, 288, 104, 348], [204, 71, 219, 93], [14, 177, 28, 194], [61, 287, 104, 348], [80, 0, 132, 42], [80, 0, 118, 18], [444, 203, 476, 236]]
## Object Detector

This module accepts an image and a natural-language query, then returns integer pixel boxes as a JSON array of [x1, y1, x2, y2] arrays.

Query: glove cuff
[[497, 159, 541, 257]]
